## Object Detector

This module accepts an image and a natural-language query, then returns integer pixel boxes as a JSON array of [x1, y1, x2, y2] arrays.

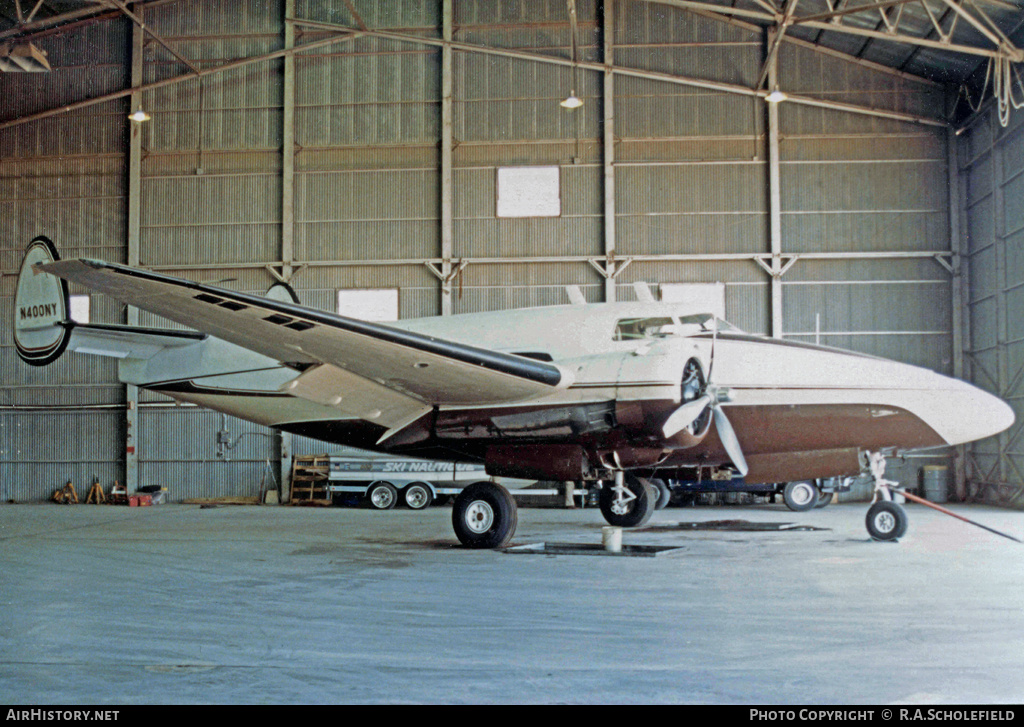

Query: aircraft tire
[[403, 483, 432, 510], [651, 478, 672, 510], [866, 501, 908, 541], [598, 475, 656, 528], [452, 481, 518, 549], [815, 487, 834, 509], [782, 480, 819, 512], [366, 481, 398, 510]]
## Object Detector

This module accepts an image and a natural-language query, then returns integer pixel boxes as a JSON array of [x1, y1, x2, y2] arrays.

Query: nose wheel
[[864, 452, 908, 542], [866, 500, 908, 541]]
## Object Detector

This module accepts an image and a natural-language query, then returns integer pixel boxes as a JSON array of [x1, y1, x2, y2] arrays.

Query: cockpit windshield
[[613, 313, 743, 341]]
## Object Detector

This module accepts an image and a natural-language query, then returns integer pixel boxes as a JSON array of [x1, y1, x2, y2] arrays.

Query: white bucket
[[602, 526, 623, 553]]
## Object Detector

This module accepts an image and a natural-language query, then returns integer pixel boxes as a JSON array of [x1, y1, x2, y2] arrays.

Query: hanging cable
[[959, 58, 992, 114], [994, 56, 1024, 127], [960, 57, 1024, 127]]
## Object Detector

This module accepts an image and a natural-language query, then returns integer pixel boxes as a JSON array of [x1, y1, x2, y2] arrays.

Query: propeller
[[661, 316, 748, 477]]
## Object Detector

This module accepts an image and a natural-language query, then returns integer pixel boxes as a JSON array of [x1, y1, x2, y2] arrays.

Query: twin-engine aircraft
[[14, 236, 1014, 547]]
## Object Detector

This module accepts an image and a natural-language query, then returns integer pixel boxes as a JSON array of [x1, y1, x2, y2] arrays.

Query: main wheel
[[366, 481, 398, 510], [598, 474, 657, 528], [866, 501, 908, 541], [815, 487, 834, 509], [651, 479, 672, 510], [783, 480, 819, 512], [403, 483, 432, 510], [452, 481, 518, 549]]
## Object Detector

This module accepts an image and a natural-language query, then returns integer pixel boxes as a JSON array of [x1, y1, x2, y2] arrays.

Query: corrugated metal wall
[[2, 0, 959, 501], [0, 19, 128, 502], [959, 103, 1024, 508]]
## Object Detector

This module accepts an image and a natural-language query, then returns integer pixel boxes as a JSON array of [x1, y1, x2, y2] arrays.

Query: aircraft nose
[[941, 379, 1015, 446]]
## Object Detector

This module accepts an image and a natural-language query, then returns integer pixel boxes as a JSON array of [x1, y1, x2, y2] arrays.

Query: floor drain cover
[[644, 520, 828, 532], [504, 542, 684, 557]]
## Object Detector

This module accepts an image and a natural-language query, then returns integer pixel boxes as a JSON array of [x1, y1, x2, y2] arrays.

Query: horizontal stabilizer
[[67, 323, 204, 359]]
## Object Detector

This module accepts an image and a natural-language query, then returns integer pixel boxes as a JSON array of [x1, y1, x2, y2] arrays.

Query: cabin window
[[613, 317, 676, 341]]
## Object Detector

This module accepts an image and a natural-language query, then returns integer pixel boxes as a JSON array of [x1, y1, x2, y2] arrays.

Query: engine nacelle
[[614, 337, 714, 449], [485, 443, 592, 481]]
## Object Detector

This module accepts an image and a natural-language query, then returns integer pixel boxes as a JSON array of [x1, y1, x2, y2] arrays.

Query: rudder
[[13, 235, 71, 366]]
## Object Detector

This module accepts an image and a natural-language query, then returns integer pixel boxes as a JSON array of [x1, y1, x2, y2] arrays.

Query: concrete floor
[[1, 499, 1022, 705]]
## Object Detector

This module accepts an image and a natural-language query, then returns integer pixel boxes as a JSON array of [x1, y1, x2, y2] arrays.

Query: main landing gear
[[450, 473, 657, 549], [451, 481, 518, 549], [597, 472, 657, 528]]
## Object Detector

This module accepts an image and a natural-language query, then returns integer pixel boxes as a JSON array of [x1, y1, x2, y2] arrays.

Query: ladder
[[289, 454, 331, 506]]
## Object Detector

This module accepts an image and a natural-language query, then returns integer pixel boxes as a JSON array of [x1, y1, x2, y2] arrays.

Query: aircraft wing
[[38, 259, 571, 412]]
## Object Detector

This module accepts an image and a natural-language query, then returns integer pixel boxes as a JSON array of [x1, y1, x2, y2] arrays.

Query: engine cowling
[[612, 337, 714, 449], [666, 356, 714, 448]]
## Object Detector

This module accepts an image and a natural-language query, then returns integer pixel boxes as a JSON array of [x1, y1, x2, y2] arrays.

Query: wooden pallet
[[289, 454, 332, 506]]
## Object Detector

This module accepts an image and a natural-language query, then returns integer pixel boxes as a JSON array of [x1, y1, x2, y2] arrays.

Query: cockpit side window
[[675, 314, 714, 334], [613, 317, 676, 341], [613, 314, 745, 341]]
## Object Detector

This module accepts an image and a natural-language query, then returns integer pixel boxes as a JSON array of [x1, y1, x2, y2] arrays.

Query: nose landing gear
[[864, 452, 908, 542]]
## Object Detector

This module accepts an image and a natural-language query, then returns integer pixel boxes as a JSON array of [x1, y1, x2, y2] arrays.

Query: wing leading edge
[[38, 259, 572, 410]]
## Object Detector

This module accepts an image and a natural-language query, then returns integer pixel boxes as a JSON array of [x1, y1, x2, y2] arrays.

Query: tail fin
[[14, 236, 71, 366]]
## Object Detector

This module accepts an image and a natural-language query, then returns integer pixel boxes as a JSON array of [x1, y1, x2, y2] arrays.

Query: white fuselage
[[116, 301, 1013, 475]]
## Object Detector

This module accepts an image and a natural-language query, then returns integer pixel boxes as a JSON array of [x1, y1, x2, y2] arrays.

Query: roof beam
[[937, 0, 1007, 50], [0, 0, 172, 42], [791, 0, 921, 24], [107, 0, 201, 76], [0, 31, 361, 130], [651, 0, 1024, 64], [290, 17, 947, 126], [675, 0, 942, 84], [0, 7, 950, 132], [798, 17, 1020, 60], [756, 0, 800, 89], [23, 0, 45, 24]]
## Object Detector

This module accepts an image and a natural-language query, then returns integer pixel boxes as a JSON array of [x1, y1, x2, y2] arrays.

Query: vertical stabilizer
[[14, 236, 71, 366]]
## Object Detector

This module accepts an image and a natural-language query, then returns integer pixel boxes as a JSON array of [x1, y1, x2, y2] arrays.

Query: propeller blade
[[712, 405, 748, 477], [706, 315, 718, 383], [662, 394, 712, 437]]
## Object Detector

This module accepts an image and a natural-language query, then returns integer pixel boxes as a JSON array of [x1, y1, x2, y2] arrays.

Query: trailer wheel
[[403, 483, 432, 510], [452, 481, 518, 549], [866, 500, 908, 541], [366, 481, 398, 510], [782, 480, 818, 512]]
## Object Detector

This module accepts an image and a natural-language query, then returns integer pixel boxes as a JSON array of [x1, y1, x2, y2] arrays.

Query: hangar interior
[[2, 0, 1024, 509]]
